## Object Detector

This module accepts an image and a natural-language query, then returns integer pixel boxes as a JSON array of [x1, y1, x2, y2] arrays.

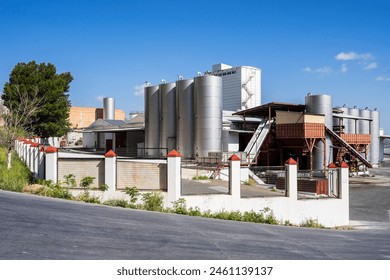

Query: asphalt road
[[0, 190, 389, 260]]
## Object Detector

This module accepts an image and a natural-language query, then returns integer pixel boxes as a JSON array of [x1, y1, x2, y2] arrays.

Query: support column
[[104, 150, 117, 192], [45, 146, 58, 183], [229, 154, 241, 199], [339, 162, 349, 200], [167, 149, 181, 207], [285, 158, 298, 200]]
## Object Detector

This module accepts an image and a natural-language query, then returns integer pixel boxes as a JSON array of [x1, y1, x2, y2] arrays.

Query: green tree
[[2, 61, 73, 138]]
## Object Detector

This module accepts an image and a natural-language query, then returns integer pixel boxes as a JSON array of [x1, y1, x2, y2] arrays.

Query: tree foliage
[[2, 61, 73, 138]]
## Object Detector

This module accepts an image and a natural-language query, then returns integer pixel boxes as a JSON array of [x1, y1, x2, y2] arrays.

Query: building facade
[[211, 63, 261, 111]]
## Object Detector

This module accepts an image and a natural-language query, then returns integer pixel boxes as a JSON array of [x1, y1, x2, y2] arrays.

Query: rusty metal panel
[[341, 134, 371, 145], [276, 123, 324, 139]]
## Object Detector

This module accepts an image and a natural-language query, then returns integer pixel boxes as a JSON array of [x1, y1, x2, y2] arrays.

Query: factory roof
[[233, 102, 306, 118]]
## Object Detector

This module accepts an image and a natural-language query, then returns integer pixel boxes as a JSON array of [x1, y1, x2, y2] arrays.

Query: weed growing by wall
[[0, 148, 31, 192]]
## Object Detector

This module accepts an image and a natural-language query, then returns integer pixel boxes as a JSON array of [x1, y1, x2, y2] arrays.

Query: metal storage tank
[[103, 97, 115, 120], [144, 85, 160, 157], [176, 78, 194, 158], [194, 75, 222, 158], [333, 105, 349, 133], [370, 108, 380, 165], [359, 107, 370, 135], [159, 82, 176, 157], [305, 94, 333, 170], [348, 106, 359, 134]]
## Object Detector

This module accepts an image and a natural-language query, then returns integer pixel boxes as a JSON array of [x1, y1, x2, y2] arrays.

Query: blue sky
[[1, 0, 390, 132]]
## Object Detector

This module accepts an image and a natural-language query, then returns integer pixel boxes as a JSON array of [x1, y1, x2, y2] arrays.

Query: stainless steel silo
[[194, 75, 222, 158], [103, 97, 115, 120], [159, 82, 176, 157], [176, 78, 194, 158], [333, 106, 349, 134], [144, 86, 160, 157], [370, 108, 380, 165], [305, 94, 333, 170], [359, 107, 370, 135], [348, 106, 359, 134]]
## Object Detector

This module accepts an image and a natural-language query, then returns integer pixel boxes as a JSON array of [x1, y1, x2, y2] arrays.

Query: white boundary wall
[[14, 140, 350, 227]]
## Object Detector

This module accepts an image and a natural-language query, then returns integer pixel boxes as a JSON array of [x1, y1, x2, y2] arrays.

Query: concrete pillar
[[22, 141, 28, 162], [29, 143, 36, 172], [229, 154, 241, 199], [285, 158, 298, 200], [327, 163, 338, 197], [45, 146, 58, 183], [104, 150, 117, 192], [339, 162, 349, 200], [38, 147, 45, 179], [167, 149, 182, 207], [25, 142, 32, 169], [31, 143, 39, 178]]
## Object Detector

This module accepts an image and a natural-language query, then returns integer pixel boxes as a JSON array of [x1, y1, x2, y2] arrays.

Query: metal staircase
[[244, 119, 272, 165], [325, 126, 372, 168], [241, 74, 255, 109]]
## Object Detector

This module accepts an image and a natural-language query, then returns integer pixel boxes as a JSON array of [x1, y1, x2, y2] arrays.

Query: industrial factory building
[[82, 63, 386, 174]]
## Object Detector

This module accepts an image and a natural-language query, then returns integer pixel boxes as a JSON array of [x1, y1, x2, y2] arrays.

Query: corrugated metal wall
[[116, 160, 167, 190], [58, 159, 105, 188]]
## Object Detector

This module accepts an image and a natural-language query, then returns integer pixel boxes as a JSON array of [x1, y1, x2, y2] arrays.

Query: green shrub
[[242, 210, 265, 223], [80, 176, 95, 189], [63, 174, 76, 188], [172, 198, 187, 215], [300, 218, 325, 228], [192, 175, 209, 180], [27, 179, 73, 200], [99, 183, 109, 191], [141, 192, 163, 211], [76, 191, 100, 204], [103, 199, 130, 208], [123, 186, 140, 204], [188, 207, 202, 216]]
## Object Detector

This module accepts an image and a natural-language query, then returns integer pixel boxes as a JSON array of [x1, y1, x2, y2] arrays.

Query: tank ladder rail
[[244, 119, 272, 165], [325, 126, 372, 168]]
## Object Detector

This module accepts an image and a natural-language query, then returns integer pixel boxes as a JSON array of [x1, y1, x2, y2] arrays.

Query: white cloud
[[376, 75, 390, 81], [364, 62, 378, 70], [303, 66, 333, 76], [96, 96, 104, 102], [340, 64, 348, 73], [335, 51, 374, 61], [133, 83, 146, 96]]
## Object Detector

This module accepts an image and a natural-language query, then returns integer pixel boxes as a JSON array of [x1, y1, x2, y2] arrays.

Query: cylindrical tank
[[103, 97, 115, 120], [194, 75, 222, 158], [359, 107, 370, 135], [348, 106, 359, 134], [144, 86, 160, 157], [159, 82, 176, 157], [305, 94, 333, 170], [176, 79, 194, 158], [333, 105, 349, 134], [370, 108, 380, 165]]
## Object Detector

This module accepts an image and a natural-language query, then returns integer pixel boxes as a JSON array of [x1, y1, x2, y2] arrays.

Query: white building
[[211, 63, 261, 111]]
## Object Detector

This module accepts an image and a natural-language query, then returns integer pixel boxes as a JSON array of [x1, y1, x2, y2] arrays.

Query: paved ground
[[349, 149, 390, 230], [1, 190, 390, 260], [182, 178, 285, 197]]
